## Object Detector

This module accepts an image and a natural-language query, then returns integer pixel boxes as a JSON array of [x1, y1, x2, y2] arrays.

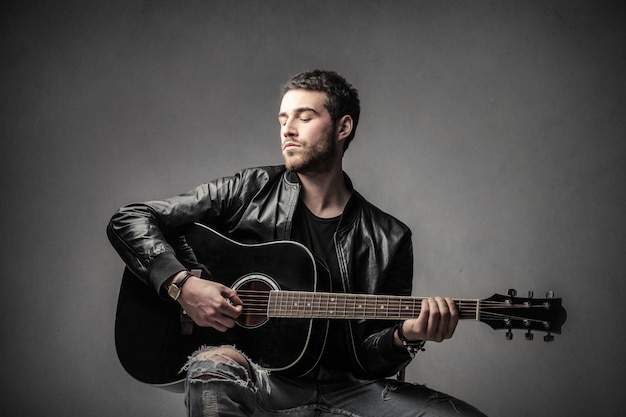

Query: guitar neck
[[267, 290, 480, 321]]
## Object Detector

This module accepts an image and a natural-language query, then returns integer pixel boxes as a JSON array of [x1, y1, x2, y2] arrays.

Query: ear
[[336, 115, 353, 141]]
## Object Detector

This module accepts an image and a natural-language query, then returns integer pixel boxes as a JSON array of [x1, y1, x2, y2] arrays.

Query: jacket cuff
[[147, 251, 187, 297], [361, 325, 412, 378], [380, 325, 413, 362]]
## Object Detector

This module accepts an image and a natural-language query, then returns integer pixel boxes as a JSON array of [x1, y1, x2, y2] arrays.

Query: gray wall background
[[2, 1, 625, 416]]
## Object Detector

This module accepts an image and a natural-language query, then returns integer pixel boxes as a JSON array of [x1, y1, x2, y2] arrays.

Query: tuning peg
[[546, 291, 554, 299], [507, 289, 517, 297], [506, 329, 513, 340], [543, 332, 554, 342], [528, 290, 534, 298], [525, 330, 534, 341]]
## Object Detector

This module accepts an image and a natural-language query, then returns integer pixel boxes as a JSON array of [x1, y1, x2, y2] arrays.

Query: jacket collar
[[283, 169, 360, 232]]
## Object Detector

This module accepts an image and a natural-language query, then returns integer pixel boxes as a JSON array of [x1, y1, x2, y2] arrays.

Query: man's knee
[[185, 345, 270, 396], [187, 346, 252, 382], [194, 347, 251, 374], [185, 347, 260, 416]]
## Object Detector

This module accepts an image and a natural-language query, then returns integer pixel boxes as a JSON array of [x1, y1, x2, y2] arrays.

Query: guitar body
[[115, 224, 331, 388]]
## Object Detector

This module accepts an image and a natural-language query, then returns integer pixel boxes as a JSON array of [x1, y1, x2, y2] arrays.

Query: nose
[[282, 117, 297, 139]]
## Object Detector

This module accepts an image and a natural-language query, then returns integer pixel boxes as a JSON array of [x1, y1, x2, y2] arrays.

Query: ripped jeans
[[184, 347, 486, 417]]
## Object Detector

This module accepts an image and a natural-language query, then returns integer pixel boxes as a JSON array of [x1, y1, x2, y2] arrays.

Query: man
[[107, 70, 485, 416]]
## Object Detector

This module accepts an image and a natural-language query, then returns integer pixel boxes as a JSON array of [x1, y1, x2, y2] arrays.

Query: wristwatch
[[167, 271, 193, 300]]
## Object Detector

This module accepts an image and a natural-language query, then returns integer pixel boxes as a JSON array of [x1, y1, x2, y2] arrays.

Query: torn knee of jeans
[[183, 346, 271, 394], [187, 357, 249, 383], [186, 346, 249, 376], [192, 346, 248, 366]]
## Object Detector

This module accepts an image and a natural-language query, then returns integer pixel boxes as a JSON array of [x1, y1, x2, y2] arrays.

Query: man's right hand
[[176, 276, 243, 332]]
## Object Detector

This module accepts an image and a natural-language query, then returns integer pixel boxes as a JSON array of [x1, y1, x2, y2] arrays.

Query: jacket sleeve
[[106, 173, 245, 294], [355, 229, 414, 378]]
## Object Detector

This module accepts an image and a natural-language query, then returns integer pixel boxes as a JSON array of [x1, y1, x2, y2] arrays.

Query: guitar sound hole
[[232, 274, 277, 329]]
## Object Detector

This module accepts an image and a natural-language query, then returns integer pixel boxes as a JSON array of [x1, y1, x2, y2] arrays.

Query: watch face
[[168, 285, 181, 300]]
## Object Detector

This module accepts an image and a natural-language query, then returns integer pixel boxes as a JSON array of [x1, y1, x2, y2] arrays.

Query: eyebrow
[[278, 107, 320, 118]]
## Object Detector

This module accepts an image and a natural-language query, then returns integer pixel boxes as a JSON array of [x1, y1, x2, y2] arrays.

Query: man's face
[[278, 89, 339, 174]]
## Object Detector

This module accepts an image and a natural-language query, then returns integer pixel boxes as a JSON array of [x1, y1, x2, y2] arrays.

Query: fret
[[304, 291, 312, 318], [267, 291, 272, 316], [356, 295, 365, 318], [378, 296, 388, 318], [276, 291, 282, 316], [296, 292, 302, 316], [281, 291, 288, 317], [398, 298, 409, 319], [408, 297, 418, 319], [290, 291, 297, 317], [372, 296, 379, 317], [294, 292, 301, 317], [316, 291, 322, 318], [280, 292, 291, 317], [288, 292, 295, 317], [280, 292, 285, 316], [328, 294, 336, 317], [373, 296, 385, 318], [350, 295, 356, 317], [336, 294, 346, 318], [272, 291, 278, 317], [389, 298, 402, 319]]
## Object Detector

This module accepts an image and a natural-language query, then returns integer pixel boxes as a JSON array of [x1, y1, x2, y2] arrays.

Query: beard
[[283, 123, 339, 174]]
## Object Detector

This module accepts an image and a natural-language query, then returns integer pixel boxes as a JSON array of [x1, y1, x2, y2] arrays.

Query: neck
[[297, 165, 351, 218]]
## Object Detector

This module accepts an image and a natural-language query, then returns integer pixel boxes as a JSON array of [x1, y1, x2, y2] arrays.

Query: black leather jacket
[[107, 166, 414, 378]]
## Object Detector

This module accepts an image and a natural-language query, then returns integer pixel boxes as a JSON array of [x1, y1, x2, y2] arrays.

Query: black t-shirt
[[291, 202, 340, 271], [291, 201, 354, 371]]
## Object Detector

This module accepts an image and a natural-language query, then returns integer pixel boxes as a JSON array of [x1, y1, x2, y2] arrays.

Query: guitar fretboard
[[267, 290, 480, 320]]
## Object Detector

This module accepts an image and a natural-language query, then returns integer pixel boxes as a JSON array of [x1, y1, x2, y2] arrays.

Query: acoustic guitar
[[114, 223, 567, 390]]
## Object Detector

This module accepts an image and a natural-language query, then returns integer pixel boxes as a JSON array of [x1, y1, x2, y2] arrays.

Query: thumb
[[222, 287, 243, 306]]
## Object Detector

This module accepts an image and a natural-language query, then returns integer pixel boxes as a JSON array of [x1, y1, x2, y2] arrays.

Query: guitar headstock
[[478, 290, 567, 342]]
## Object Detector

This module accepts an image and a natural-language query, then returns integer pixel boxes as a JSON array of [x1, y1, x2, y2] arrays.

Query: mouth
[[282, 141, 300, 151]]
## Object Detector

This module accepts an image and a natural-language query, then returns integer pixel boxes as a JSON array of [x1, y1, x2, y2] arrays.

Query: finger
[[186, 309, 228, 331], [434, 296, 451, 341], [221, 286, 241, 303], [445, 297, 459, 338], [426, 298, 440, 339], [206, 320, 228, 332], [213, 313, 239, 331], [218, 297, 243, 319], [194, 310, 237, 332], [227, 292, 244, 307], [415, 298, 430, 333]]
